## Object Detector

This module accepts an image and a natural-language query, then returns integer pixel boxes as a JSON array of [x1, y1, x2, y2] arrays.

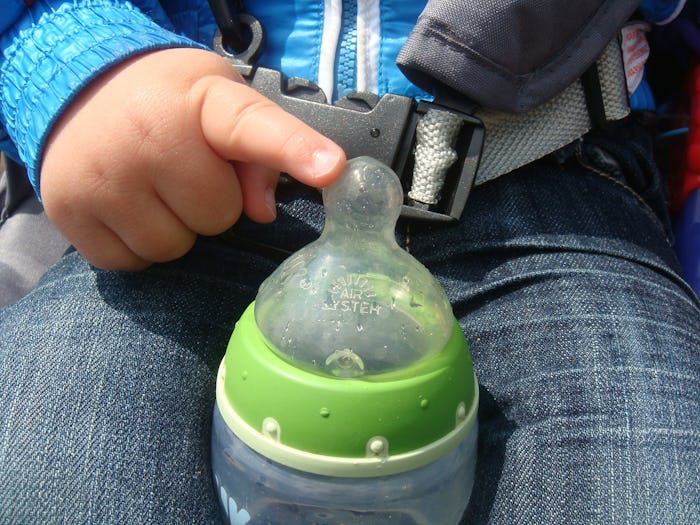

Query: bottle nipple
[[254, 157, 454, 377]]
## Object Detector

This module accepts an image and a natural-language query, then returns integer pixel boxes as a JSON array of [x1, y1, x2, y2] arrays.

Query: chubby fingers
[[190, 75, 346, 187]]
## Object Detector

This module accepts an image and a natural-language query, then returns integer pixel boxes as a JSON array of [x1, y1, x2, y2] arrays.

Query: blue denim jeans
[[0, 122, 698, 524]]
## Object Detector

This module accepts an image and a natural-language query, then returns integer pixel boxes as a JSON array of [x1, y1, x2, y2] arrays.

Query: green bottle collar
[[216, 303, 478, 477]]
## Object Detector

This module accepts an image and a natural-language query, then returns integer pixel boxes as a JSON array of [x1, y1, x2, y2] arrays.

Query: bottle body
[[211, 402, 478, 525]]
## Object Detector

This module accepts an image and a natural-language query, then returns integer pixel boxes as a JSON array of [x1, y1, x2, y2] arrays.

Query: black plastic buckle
[[214, 22, 484, 222], [396, 100, 484, 222]]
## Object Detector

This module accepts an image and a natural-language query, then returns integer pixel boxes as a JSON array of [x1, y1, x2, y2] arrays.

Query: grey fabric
[[0, 159, 70, 307], [397, 0, 641, 112], [474, 39, 629, 184]]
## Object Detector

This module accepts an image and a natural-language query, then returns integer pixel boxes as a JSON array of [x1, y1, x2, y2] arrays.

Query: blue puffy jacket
[[0, 0, 424, 195]]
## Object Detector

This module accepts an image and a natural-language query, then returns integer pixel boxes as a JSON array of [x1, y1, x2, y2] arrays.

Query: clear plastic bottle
[[211, 157, 478, 525]]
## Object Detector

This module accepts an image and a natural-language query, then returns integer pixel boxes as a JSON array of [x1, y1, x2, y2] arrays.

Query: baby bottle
[[211, 157, 479, 525]]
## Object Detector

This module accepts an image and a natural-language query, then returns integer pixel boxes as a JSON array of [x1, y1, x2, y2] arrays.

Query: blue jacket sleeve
[[0, 0, 204, 196], [0, 1, 34, 162]]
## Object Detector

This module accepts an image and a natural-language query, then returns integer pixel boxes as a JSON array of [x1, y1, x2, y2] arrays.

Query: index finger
[[191, 74, 346, 187]]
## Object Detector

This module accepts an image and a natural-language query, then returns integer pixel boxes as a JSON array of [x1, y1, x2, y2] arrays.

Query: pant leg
[[0, 239, 279, 524], [0, 179, 326, 524], [401, 131, 700, 523]]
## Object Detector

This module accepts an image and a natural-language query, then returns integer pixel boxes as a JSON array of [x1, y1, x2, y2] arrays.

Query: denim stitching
[[573, 142, 670, 241]]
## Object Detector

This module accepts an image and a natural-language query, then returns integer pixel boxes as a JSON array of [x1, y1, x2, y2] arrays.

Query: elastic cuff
[[0, 1, 204, 197]]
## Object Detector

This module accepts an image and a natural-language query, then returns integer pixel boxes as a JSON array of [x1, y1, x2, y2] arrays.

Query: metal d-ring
[[213, 13, 264, 68]]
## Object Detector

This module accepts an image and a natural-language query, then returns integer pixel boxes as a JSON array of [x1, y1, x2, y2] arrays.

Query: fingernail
[[311, 146, 342, 179], [265, 187, 277, 218]]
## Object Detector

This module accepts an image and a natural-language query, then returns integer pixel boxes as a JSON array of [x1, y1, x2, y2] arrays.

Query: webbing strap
[[408, 109, 463, 204], [472, 39, 629, 185], [410, 38, 629, 204]]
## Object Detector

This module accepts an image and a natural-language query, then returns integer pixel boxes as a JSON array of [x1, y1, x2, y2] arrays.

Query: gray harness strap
[[473, 39, 629, 185], [398, 0, 640, 112], [400, 0, 638, 205], [409, 39, 629, 204]]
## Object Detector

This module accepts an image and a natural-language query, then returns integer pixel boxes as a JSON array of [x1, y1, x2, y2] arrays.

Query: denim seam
[[573, 146, 669, 241]]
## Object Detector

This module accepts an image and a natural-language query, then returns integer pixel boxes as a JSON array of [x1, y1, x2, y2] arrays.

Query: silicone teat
[[254, 157, 454, 377]]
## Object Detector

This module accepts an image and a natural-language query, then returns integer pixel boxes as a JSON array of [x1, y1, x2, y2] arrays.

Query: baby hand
[[40, 48, 345, 270]]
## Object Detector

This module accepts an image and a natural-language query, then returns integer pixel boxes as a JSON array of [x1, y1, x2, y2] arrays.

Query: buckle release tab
[[215, 24, 484, 222]]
